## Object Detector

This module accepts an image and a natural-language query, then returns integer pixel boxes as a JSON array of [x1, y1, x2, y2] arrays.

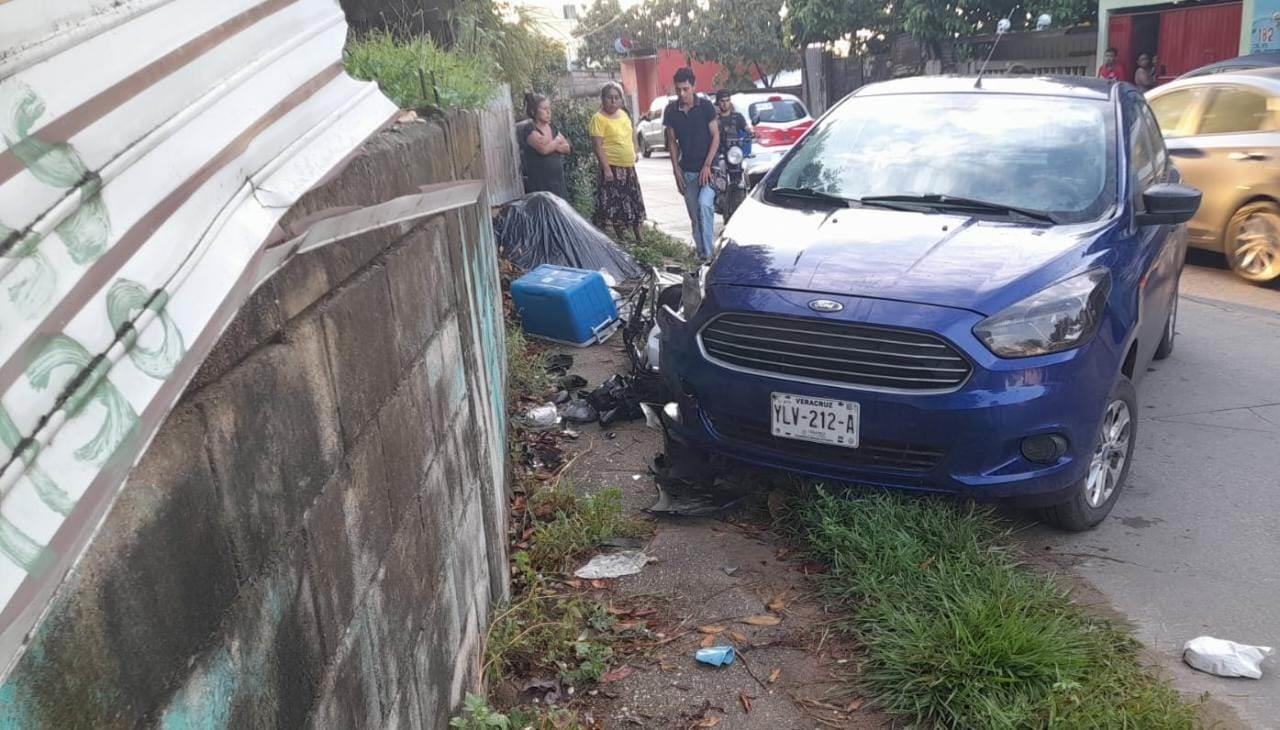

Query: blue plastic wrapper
[[695, 646, 735, 667]]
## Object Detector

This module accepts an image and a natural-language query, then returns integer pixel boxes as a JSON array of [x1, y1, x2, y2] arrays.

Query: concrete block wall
[[0, 117, 508, 728]]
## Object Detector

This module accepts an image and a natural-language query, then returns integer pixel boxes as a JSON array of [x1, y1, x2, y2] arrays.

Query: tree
[[574, 0, 625, 70], [783, 0, 1095, 55], [575, 0, 702, 69], [687, 0, 796, 87]]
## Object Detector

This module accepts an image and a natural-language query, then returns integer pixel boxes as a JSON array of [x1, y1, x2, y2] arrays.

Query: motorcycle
[[712, 130, 751, 220]]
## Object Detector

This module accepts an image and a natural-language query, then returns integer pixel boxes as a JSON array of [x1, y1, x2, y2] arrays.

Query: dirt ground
[[552, 339, 890, 729]]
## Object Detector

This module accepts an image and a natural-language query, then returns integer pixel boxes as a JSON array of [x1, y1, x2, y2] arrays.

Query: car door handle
[[1228, 151, 1269, 161]]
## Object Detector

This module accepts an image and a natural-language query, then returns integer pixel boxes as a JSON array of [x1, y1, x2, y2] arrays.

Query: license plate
[[770, 393, 860, 448]]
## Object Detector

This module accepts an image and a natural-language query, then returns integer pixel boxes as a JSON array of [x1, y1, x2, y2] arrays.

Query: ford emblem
[[808, 299, 843, 313]]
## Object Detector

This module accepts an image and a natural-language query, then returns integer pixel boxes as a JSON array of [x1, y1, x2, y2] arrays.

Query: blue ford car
[[658, 76, 1201, 530]]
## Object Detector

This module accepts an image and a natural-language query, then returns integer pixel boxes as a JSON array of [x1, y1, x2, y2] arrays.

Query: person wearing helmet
[[714, 89, 749, 154]]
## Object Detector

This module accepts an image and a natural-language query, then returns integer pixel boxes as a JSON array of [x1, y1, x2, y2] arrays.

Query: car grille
[[699, 313, 970, 391], [711, 418, 944, 473]]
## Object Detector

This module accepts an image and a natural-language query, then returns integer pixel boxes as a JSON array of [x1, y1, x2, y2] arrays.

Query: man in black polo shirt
[[662, 67, 720, 260]]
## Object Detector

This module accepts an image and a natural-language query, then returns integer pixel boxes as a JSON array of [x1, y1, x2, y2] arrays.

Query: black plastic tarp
[[496, 192, 644, 282]]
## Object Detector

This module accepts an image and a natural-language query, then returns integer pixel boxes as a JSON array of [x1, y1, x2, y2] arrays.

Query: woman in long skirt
[[588, 82, 646, 242]]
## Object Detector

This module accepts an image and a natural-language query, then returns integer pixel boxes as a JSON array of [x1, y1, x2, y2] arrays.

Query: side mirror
[[1135, 183, 1201, 226]]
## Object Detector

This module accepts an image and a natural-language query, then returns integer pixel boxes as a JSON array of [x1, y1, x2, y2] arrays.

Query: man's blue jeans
[[682, 171, 716, 260]]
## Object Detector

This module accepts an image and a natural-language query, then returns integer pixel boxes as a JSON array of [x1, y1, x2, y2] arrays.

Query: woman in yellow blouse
[[588, 82, 647, 242]]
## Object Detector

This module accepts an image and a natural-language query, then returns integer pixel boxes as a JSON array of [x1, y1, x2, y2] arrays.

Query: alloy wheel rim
[[1232, 212, 1280, 280], [1086, 399, 1131, 508]]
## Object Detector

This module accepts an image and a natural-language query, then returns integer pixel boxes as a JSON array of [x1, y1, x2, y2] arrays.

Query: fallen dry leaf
[[741, 615, 782, 626], [591, 579, 607, 589], [633, 609, 659, 618], [767, 595, 786, 612], [692, 718, 721, 728], [698, 625, 726, 634], [700, 634, 717, 648], [565, 579, 583, 589], [768, 668, 782, 684], [600, 666, 634, 683], [728, 630, 749, 644], [846, 699, 865, 712], [739, 692, 753, 714], [607, 606, 628, 616]]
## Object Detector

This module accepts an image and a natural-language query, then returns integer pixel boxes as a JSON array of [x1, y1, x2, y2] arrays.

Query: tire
[[1038, 377, 1137, 531], [724, 188, 745, 220], [1224, 201, 1280, 283], [640, 134, 652, 158], [1153, 284, 1177, 361]]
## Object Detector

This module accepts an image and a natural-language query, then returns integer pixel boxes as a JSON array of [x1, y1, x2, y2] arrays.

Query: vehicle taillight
[[755, 127, 782, 146]]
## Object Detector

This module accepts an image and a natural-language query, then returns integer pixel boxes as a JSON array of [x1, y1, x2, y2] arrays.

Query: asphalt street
[[635, 156, 1280, 727]]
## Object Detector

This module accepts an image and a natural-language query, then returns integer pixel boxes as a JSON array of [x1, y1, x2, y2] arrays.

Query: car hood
[[711, 197, 1107, 316]]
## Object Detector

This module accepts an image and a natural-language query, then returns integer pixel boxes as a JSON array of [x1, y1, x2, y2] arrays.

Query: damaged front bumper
[[656, 289, 1114, 507]]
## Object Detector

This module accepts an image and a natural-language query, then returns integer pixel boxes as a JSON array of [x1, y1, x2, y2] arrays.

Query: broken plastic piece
[[525, 403, 561, 431], [562, 400, 600, 424], [1183, 636, 1273, 679], [574, 551, 651, 579], [640, 403, 662, 430], [645, 481, 750, 518], [695, 646, 736, 667]]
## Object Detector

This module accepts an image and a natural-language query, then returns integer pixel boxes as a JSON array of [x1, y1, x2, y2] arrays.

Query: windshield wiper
[[857, 194, 1059, 224], [768, 186, 851, 208]]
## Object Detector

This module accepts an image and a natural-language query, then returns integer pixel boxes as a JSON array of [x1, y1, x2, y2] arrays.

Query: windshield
[[768, 92, 1116, 223], [749, 100, 807, 124]]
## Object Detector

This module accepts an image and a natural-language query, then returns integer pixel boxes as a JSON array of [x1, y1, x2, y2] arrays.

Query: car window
[[770, 92, 1115, 223], [1197, 87, 1272, 134], [1139, 104, 1169, 180], [1123, 92, 1159, 200], [1148, 88, 1207, 136], [749, 100, 806, 124]]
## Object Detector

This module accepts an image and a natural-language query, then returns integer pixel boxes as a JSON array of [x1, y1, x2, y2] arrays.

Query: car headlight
[[973, 269, 1111, 358], [680, 265, 709, 320], [726, 146, 744, 165]]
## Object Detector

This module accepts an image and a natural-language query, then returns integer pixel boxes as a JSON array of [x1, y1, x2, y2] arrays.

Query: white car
[[730, 92, 814, 185], [636, 95, 674, 157]]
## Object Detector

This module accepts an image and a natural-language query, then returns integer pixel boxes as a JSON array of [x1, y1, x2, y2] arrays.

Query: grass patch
[[614, 225, 698, 269], [485, 488, 648, 687], [504, 322, 547, 408], [344, 29, 498, 111], [787, 489, 1201, 729], [525, 486, 650, 574]]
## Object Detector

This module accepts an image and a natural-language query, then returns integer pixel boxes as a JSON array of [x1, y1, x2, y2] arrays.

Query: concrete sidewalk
[[636, 155, 723, 249]]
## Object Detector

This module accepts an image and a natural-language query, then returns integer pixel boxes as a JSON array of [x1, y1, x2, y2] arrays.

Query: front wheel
[[1038, 377, 1137, 531], [1225, 201, 1280, 283], [723, 188, 745, 220]]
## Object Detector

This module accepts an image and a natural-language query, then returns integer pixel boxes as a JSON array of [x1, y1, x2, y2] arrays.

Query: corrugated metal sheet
[[1158, 3, 1244, 78], [0, 0, 401, 676]]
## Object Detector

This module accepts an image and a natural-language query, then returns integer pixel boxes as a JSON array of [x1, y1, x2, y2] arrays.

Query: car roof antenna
[[975, 7, 1018, 89]]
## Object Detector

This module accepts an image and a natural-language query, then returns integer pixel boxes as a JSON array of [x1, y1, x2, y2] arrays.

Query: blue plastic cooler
[[510, 265, 619, 347]]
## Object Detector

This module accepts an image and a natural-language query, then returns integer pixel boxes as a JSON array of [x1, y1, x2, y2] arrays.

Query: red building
[[621, 48, 724, 117]]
